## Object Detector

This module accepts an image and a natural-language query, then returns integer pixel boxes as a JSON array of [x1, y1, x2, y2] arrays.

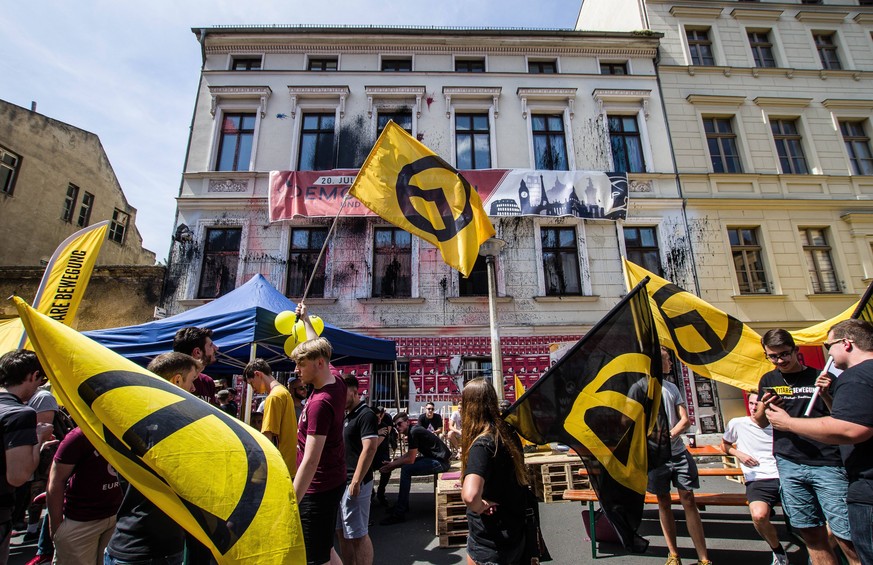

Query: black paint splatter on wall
[[336, 114, 370, 168]]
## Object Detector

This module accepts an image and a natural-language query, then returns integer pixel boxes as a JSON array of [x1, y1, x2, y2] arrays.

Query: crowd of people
[[1, 302, 873, 565]]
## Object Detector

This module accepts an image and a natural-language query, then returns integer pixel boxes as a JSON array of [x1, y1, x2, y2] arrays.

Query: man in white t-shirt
[[722, 393, 786, 565]]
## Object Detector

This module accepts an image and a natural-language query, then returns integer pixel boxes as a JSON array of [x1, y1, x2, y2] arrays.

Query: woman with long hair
[[461, 378, 538, 565]]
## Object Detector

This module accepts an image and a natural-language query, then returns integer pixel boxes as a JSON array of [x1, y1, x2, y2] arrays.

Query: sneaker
[[696, 560, 712, 565], [25, 555, 53, 565], [771, 553, 787, 565], [665, 554, 682, 565], [379, 513, 406, 526]]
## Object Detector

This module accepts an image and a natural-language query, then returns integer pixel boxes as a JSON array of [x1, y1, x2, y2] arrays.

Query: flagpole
[[299, 191, 352, 305]]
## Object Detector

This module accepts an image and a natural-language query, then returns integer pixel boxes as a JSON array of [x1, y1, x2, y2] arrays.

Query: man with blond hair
[[244, 358, 297, 476], [767, 319, 873, 563], [291, 304, 346, 565]]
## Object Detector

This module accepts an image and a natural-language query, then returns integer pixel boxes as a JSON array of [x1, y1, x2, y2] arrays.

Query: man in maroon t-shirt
[[172, 327, 219, 406], [291, 304, 346, 565], [47, 427, 123, 564]]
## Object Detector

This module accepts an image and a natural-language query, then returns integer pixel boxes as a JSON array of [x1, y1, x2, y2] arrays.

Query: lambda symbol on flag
[[81, 370, 266, 553], [651, 283, 744, 366], [396, 156, 474, 242]]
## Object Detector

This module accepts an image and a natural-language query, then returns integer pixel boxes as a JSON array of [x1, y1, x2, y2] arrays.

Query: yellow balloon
[[275, 310, 296, 335], [310, 315, 325, 336], [283, 334, 301, 357], [293, 321, 307, 343]]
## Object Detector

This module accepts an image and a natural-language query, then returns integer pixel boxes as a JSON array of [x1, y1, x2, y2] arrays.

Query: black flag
[[505, 278, 669, 551]]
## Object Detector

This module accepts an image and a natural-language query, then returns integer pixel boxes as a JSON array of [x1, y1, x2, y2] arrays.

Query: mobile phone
[[762, 386, 782, 398]]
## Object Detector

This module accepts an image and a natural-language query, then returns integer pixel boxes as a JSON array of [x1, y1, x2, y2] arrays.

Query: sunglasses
[[824, 338, 852, 351]]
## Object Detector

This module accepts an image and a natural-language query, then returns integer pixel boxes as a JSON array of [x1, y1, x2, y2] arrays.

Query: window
[[377, 111, 412, 136], [728, 227, 769, 294], [748, 31, 777, 68], [528, 59, 558, 74], [600, 61, 628, 75], [0, 146, 20, 196], [841, 121, 873, 175], [216, 113, 256, 171], [704, 117, 742, 173], [687, 28, 715, 66], [458, 255, 488, 296], [624, 227, 662, 276], [371, 361, 409, 411], [308, 57, 337, 71], [541, 227, 581, 295], [287, 227, 328, 298], [77, 192, 93, 228], [814, 32, 841, 70], [861, 0, 873, 5], [381, 58, 412, 72], [108, 209, 129, 244], [800, 228, 840, 293], [802, 0, 822, 4], [372, 228, 412, 298], [455, 58, 485, 73], [608, 115, 646, 173], [462, 358, 493, 384], [198, 228, 241, 299], [299, 113, 335, 171], [62, 184, 79, 222], [231, 56, 261, 71], [532, 115, 568, 170], [771, 119, 809, 174], [455, 113, 491, 169]]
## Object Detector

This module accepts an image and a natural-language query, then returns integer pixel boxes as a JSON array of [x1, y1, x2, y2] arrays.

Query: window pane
[[198, 228, 241, 299]]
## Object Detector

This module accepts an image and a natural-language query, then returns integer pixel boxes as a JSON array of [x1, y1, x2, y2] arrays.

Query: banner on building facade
[[269, 169, 627, 222]]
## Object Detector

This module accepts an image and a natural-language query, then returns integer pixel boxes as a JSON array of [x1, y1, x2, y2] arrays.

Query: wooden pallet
[[436, 478, 468, 547], [536, 461, 589, 503]]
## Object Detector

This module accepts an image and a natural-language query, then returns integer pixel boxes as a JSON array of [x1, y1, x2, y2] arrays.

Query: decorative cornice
[[442, 86, 502, 119], [822, 99, 873, 111], [686, 94, 746, 107], [364, 86, 426, 118], [855, 13, 873, 25], [204, 44, 659, 58], [669, 6, 723, 19], [794, 11, 849, 24], [592, 89, 652, 119], [729, 8, 784, 21], [753, 96, 812, 108], [516, 87, 577, 120], [207, 85, 272, 117], [286, 85, 350, 118]]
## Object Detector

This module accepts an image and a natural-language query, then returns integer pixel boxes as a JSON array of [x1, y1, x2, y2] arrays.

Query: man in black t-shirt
[[768, 320, 873, 564], [417, 402, 443, 434], [0, 350, 55, 563], [336, 376, 378, 565], [754, 329, 857, 565], [379, 413, 450, 525]]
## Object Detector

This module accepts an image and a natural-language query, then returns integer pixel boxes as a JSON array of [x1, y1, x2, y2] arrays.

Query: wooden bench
[[563, 489, 750, 559], [578, 467, 743, 478]]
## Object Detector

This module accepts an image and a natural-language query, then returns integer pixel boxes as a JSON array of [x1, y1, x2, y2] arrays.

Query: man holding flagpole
[[767, 319, 873, 564]]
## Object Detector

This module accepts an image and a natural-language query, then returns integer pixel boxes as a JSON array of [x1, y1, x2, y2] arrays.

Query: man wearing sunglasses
[[767, 319, 873, 564], [754, 329, 857, 565]]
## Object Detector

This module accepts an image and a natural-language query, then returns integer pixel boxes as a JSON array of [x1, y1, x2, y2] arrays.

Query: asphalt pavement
[[7, 472, 812, 564]]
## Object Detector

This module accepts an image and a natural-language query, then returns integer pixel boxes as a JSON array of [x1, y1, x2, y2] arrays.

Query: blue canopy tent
[[84, 274, 396, 374]]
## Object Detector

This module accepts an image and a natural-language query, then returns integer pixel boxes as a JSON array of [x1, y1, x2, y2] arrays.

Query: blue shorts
[[776, 456, 851, 541], [647, 451, 699, 495], [335, 479, 373, 539]]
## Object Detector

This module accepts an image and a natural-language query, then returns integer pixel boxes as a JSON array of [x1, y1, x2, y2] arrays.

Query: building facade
[[0, 99, 156, 267], [578, 0, 873, 423], [165, 25, 693, 412]]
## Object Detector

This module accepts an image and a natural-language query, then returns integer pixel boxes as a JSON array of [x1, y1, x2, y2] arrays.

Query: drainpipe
[[654, 46, 701, 295]]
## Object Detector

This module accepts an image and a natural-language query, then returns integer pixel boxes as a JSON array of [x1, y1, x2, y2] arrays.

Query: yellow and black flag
[[624, 259, 768, 390], [505, 278, 669, 551], [14, 298, 305, 564], [790, 279, 873, 344], [349, 120, 495, 277]]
